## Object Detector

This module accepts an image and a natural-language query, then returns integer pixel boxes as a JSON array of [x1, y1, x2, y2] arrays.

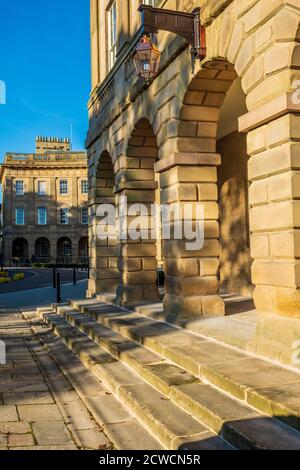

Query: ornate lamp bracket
[[139, 5, 206, 60]]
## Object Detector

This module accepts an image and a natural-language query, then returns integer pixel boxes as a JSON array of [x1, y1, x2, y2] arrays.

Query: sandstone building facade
[[87, 0, 300, 323], [0, 137, 88, 265]]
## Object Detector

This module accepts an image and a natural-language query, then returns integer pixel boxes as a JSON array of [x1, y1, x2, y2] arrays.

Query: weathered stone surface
[[72, 428, 110, 450], [17, 404, 62, 422], [201, 357, 300, 401], [32, 421, 73, 446], [118, 383, 209, 449], [0, 406, 18, 423], [138, 363, 197, 397], [3, 392, 54, 406], [105, 419, 164, 450]]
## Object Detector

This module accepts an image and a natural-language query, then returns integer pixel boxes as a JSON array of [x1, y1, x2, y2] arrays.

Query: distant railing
[[6, 153, 87, 163]]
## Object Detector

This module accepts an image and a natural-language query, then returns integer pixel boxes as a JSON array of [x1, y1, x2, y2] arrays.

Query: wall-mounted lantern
[[133, 5, 206, 82], [133, 35, 161, 82]]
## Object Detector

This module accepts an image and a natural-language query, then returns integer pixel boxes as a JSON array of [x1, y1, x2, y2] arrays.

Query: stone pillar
[[115, 181, 160, 306], [243, 110, 300, 317], [156, 153, 225, 320], [88, 155, 120, 298]]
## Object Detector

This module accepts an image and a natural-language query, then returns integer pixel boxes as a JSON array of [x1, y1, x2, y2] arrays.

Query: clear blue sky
[[0, 0, 90, 160]]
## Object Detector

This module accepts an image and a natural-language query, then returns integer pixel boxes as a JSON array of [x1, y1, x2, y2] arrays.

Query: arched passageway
[[88, 151, 118, 296], [35, 238, 51, 262], [57, 237, 72, 264], [12, 238, 29, 261], [115, 118, 160, 306], [79, 237, 89, 264]]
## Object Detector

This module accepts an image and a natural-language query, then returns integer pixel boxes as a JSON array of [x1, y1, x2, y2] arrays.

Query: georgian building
[[0, 137, 88, 265], [87, 0, 300, 361]]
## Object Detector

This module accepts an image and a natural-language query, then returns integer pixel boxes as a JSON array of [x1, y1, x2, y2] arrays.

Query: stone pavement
[[0, 280, 88, 309], [0, 310, 112, 450]]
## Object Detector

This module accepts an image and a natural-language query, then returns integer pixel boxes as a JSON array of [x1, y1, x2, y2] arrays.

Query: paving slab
[[8, 433, 35, 448], [17, 404, 62, 422], [0, 406, 18, 423], [3, 391, 54, 405], [31, 421, 73, 446], [72, 428, 111, 450]]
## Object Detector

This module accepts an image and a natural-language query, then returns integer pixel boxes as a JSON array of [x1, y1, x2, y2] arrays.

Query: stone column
[[156, 153, 225, 320], [115, 179, 160, 306], [241, 107, 300, 317], [88, 157, 120, 297]]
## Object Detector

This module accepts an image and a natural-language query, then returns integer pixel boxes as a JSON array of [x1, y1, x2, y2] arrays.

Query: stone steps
[[37, 301, 300, 449], [27, 316, 163, 451], [70, 299, 300, 436], [37, 310, 231, 450]]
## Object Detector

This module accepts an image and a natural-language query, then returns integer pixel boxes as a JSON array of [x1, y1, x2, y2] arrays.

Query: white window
[[60, 180, 68, 195], [60, 208, 69, 225], [81, 207, 88, 225], [108, 1, 117, 70], [38, 207, 47, 225], [81, 180, 89, 195], [38, 181, 47, 196], [15, 208, 25, 225], [15, 181, 24, 196]]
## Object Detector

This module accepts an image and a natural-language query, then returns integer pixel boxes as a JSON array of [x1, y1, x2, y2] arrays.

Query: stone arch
[[115, 118, 161, 306], [78, 237, 89, 261], [88, 150, 119, 297], [158, 2, 300, 318], [12, 238, 28, 261], [35, 237, 51, 261], [57, 237, 72, 263]]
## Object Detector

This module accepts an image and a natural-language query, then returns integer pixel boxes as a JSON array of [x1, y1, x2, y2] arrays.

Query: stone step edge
[[55, 306, 199, 396], [41, 311, 233, 450], [46, 307, 300, 450], [23, 313, 165, 451], [71, 300, 300, 433]]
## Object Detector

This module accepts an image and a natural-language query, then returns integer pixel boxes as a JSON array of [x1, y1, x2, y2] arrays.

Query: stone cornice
[[239, 93, 300, 133]]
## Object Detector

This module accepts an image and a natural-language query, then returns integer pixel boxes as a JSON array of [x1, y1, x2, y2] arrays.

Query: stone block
[[180, 106, 220, 122], [265, 44, 293, 75], [250, 233, 270, 259], [200, 259, 220, 277], [249, 180, 268, 205], [165, 275, 219, 296], [248, 143, 300, 181], [235, 35, 254, 76], [242, 0, 282, 34], [202, 296, 225, 317], [252, 260, 300, 288], [165, 258, 200, 277], [227, 21, 244, 63], [270, 231, 300, 259]]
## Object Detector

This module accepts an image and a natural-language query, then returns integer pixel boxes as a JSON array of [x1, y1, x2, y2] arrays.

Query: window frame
[[38, 207, 47, 226], [37, 181, 47, 196], [81, 180, 89, 195], [60, 208, 69, 225], [81, 207, 88, 225], [107, 0, 118, 70], [15, 208, 25, 225], [59, 180, 68, 195], [15, 180, 24, 196]]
